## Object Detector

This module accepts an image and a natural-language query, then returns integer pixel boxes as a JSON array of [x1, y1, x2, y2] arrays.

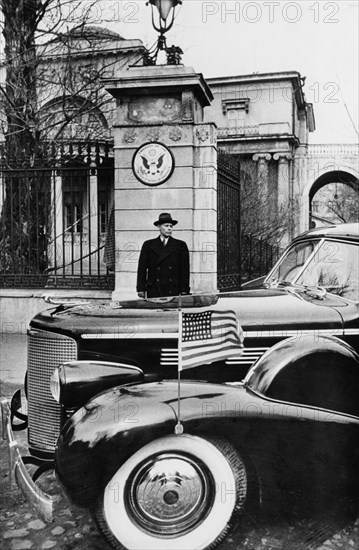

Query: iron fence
[[0, 142, 115, 290], [217, 150, 282, 290], [240, 233, 282, 283], [217, 151, 241, 291]]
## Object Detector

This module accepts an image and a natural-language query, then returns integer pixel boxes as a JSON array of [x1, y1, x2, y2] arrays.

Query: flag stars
[[183, 311, 212, 341]]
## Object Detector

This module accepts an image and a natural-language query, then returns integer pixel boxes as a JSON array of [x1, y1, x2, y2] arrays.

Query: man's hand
[[138, 291, 145, 299]]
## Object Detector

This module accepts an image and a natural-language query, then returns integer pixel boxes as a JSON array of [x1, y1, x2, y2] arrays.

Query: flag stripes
[[179, 310, 243, 371]]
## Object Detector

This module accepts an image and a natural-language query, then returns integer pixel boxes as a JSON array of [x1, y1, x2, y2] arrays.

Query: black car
[[2, 223, 359, 550]]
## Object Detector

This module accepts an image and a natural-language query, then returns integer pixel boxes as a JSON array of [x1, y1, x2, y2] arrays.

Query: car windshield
[[267, 241, 316, 284], [296, 240, 359, 301], [267, 239, 359, 301]]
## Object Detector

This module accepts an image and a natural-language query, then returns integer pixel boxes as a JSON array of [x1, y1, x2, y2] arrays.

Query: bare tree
[[0, 0, 144, 276], [0, 1, 143, 153], [239, 159, 291, 240], [325, 183, 359, 223], [236, 158, 290, 282], [312, 182, 359, 224], [0, 0, 42, 159]]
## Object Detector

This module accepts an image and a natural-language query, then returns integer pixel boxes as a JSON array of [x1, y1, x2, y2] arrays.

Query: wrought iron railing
[[217, 151, 241, 291], [240, 233, 282, 283], [0, 141, 115, 290]]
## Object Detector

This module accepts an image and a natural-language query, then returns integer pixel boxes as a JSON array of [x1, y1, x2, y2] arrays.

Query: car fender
[[55, 382, 180, 507], [55, 378, 278, 507], [242, 335, 359, 423], [244, 334, 359, 398]]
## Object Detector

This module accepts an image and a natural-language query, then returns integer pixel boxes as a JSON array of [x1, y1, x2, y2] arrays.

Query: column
[[252, 153, 271, 218], [292, 148, 307, 235], [49, 171, 63, 271], [88, 164, 98, 274], [273, 152, 292, 243]]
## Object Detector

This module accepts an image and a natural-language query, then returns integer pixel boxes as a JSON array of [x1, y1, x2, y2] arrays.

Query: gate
[[217, 151, 241, 291], [0, 142, 115, 290], [217, 151, 282, 291]]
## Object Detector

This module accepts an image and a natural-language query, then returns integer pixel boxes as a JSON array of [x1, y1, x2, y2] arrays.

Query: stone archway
[[309, 170, 359, 228]]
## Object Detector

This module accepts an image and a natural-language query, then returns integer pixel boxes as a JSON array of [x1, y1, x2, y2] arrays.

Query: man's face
[[159, 223, 173, 238]]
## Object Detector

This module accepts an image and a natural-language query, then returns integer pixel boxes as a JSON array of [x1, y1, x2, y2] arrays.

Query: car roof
[[292, 223, 359, 243]]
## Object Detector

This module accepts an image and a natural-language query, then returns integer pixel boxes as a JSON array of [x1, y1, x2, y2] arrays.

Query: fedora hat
[[153, 213, 178, 226]]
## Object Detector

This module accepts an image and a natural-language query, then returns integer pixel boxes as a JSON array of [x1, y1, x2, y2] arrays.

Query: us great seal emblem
[[132, 142, 175, 186]]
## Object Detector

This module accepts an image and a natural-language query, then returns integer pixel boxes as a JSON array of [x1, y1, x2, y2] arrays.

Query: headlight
[[50, 367, 61, 402], [48, 361, 144, 408]]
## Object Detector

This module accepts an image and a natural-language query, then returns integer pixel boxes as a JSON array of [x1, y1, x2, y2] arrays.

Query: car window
[[296, 240, 359, 301], [268, 241, 316, 283]]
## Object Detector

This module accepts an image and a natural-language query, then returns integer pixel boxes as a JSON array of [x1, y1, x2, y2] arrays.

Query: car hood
[[31, 287, 344, 336], [219, 288, 345, 334]]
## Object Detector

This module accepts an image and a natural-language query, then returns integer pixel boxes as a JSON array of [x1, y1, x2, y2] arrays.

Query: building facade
[[205, 72, 315, 244]]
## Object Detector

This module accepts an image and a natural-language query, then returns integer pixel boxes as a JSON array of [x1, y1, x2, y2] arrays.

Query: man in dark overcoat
[[137, 213, 190, 298]]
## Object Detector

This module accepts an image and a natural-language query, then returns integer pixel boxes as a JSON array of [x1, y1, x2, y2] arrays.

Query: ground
[[1, 335, 358, 549]]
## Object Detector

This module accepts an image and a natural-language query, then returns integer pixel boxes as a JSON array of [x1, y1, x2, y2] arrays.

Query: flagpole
[[175, 293, 184, 435]]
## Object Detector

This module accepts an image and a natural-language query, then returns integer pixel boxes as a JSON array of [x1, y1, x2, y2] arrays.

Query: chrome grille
[[160, 348, 179, 366], [28, 329, 77, 452], [160, 347, 269, 368], [224, 347, 269, 366]]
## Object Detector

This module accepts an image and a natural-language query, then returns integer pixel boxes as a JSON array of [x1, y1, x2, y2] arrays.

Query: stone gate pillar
[[104, 65, 216, 300]]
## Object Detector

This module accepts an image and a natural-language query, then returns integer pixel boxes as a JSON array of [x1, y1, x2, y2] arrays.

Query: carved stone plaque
[[128, 96, 182, 123]]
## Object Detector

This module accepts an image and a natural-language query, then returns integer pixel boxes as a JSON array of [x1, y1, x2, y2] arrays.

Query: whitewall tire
[[94, 434, 247, 550]]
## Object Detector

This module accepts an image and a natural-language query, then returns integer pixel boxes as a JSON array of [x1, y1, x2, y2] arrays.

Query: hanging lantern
[[145, 0, 183, 65], [149, 0, 182, 23]]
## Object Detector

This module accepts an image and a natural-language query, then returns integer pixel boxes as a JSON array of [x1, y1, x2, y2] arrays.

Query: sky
[[11, 0, 359, 144]]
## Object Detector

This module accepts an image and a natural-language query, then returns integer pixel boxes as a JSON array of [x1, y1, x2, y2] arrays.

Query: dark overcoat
[[136, 236, 190, 298]]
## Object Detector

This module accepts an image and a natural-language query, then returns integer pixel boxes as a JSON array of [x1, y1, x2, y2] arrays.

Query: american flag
[[178, 310, 244, 371]]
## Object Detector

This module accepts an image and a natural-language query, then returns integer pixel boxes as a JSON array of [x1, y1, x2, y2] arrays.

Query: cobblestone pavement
[[1, 382, 358, 550]]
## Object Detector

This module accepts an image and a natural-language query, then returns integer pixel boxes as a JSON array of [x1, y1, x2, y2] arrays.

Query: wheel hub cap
[[127, 453, 213, 536]]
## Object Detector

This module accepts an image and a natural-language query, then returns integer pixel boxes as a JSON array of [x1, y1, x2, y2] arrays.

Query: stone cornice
[[207, 71, 302, 86], [104, 65, 213, 107]]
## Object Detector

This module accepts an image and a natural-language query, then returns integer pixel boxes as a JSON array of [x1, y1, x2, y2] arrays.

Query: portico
[[206, 71, 315, 245]]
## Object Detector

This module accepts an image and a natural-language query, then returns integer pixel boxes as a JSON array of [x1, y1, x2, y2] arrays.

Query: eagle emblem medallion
[[132, 142, 175, 186]]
